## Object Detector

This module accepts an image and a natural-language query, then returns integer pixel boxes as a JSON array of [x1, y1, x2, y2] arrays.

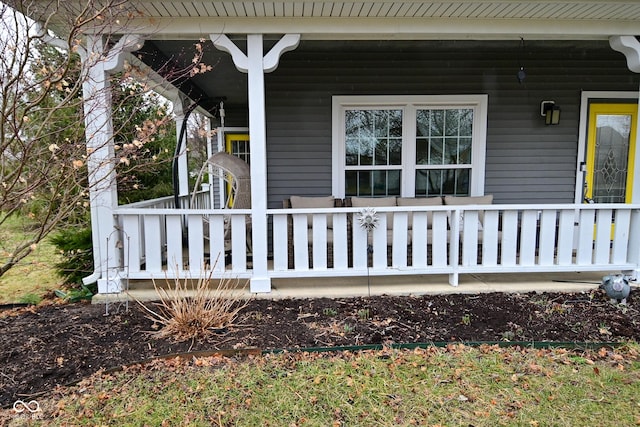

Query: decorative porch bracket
[[610, 36, 640, 73], [81, 34, 145, 292], [211, 33, 300, 293]]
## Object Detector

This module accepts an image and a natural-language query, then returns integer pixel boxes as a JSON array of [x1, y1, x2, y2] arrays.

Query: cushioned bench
[[284, 194, 495, 268]]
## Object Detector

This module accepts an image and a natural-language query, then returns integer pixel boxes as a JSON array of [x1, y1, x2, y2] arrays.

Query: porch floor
[[92, 271, 610, 303]]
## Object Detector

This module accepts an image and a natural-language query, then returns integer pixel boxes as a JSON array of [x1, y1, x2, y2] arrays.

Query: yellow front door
[[584, 103, 637, 204], [223, 133, 250, 208], [225, 133, 250, 164]]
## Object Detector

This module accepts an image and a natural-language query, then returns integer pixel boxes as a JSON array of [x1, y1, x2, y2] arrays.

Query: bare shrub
[[136, 264, 249, 342]]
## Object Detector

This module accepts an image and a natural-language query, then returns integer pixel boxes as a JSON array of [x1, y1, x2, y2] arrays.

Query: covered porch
[[39, 1, 640, 294]]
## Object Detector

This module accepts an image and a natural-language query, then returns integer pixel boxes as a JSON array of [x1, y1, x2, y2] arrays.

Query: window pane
[[346, 137, 359, 165], [459, 109, 473, 135], [429, 138, 444, 165], [416, 110, 429, 137], [374, 111, 388, 137], [373, 170, 386, 196], [359, 139, 373, 165], [389, 110, 403, 137], [358, 170, 372, 195], [455, 169, 470, 195], [430, 110, 444, 137], [445, 110, 459, 136], [345, 171, 358, 196], [459, 138, 472, 164], [389, 138, 402, 165], [444, 137, 459, 165], [415, 169, 470, 196], [387, 170, 401, 195], [416, 138, 428, 165], [375, 138, 388, 165]]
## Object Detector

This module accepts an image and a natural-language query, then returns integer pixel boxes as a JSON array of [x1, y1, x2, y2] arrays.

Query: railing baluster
[[312, 214, 328, 269], [482, 210, 499, 266], [411, 212, 428, 268], [519, 210, 538, 266], [538, 210, 557, 266], [577, 210, 596, 265], [144, 215, 162, 272], [165, 215, 183, 270], [372, 213, 388, 268], [431, 212, 448, 267], [501, 211, 518, 266], [230, 215, 247, 272], [208, 215, 226, 272], [461, 210, 479, 266], [292, 213, 309, 270], [556, 209, 575, 265], [333, 213, 349, 270], [612, 209, 631, 264], [272, 214, 288, 270], [187, 215, 204, 272], [593, 209, 613, 264], [392, 212, 409, 268], [122, 215, 140, 273]]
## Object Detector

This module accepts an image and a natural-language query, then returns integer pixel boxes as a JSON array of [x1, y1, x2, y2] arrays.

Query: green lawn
[[14, 343, 640, 426], [0, 215, 63, 304]]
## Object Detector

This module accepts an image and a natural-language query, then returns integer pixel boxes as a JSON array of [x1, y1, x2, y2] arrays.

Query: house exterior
[[15, 1, 640, 293]]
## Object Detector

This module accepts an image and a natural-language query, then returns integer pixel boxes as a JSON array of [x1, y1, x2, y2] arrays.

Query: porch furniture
[[284, 195, 343, 268], [444, 194, 497, 264], [191, 152, 252, 264], [191, 151, 251, 210]]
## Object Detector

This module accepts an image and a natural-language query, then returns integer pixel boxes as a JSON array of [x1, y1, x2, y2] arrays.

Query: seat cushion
[[443, 195, 493, 206], [350, 196, 396, 207], [444, 195, 493, 230], [397, 196, 442, 228], [290, 195, 336, 228]]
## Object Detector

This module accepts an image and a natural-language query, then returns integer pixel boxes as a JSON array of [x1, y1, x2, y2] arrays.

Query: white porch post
[[172, 93, 190, 198], [245, 34, 270, 292], [212, 33, 300, 292], [82, 35, 144, 292], [610, 35, 640, 280]]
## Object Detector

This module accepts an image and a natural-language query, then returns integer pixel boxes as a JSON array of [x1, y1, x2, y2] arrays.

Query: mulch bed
[[1, 288, 638, 407]]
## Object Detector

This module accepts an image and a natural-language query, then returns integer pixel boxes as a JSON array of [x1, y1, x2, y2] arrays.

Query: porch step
[[92, 271, 606, 303]]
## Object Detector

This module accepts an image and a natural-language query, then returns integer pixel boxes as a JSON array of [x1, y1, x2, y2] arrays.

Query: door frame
[[576, 91, 640, 203]]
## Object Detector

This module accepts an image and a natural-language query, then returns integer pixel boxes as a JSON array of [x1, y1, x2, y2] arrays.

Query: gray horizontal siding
[[260, 40, 638, 207]]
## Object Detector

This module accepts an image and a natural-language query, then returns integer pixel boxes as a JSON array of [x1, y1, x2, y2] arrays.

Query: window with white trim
[[332, 95, 488, 198]]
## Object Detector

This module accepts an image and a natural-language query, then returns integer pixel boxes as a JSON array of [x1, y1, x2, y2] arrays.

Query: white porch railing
[[118, 190, 211, 210], [112, 203, 640, 287], [270, 203, 640, 285], [115, 208, 253, 279]]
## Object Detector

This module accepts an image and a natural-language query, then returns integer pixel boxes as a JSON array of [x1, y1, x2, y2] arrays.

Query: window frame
[[332, 95, 488, 198]]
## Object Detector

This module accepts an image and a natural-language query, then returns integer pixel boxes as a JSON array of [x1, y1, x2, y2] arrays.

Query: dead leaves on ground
[[30, 343, 640, 425]]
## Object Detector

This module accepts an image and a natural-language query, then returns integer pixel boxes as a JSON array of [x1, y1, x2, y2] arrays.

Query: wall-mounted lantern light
[[540, 100, 561, 125]]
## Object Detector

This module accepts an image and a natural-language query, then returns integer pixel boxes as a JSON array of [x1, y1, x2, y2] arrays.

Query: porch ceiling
[[11, 1, 640, 40], [126, 1, 640, 40], [134, 1, 640, 21]]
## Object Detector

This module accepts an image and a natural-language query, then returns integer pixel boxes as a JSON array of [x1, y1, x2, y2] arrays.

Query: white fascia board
[[122, 17, 640, 40], [125, 54, 211, 117]]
